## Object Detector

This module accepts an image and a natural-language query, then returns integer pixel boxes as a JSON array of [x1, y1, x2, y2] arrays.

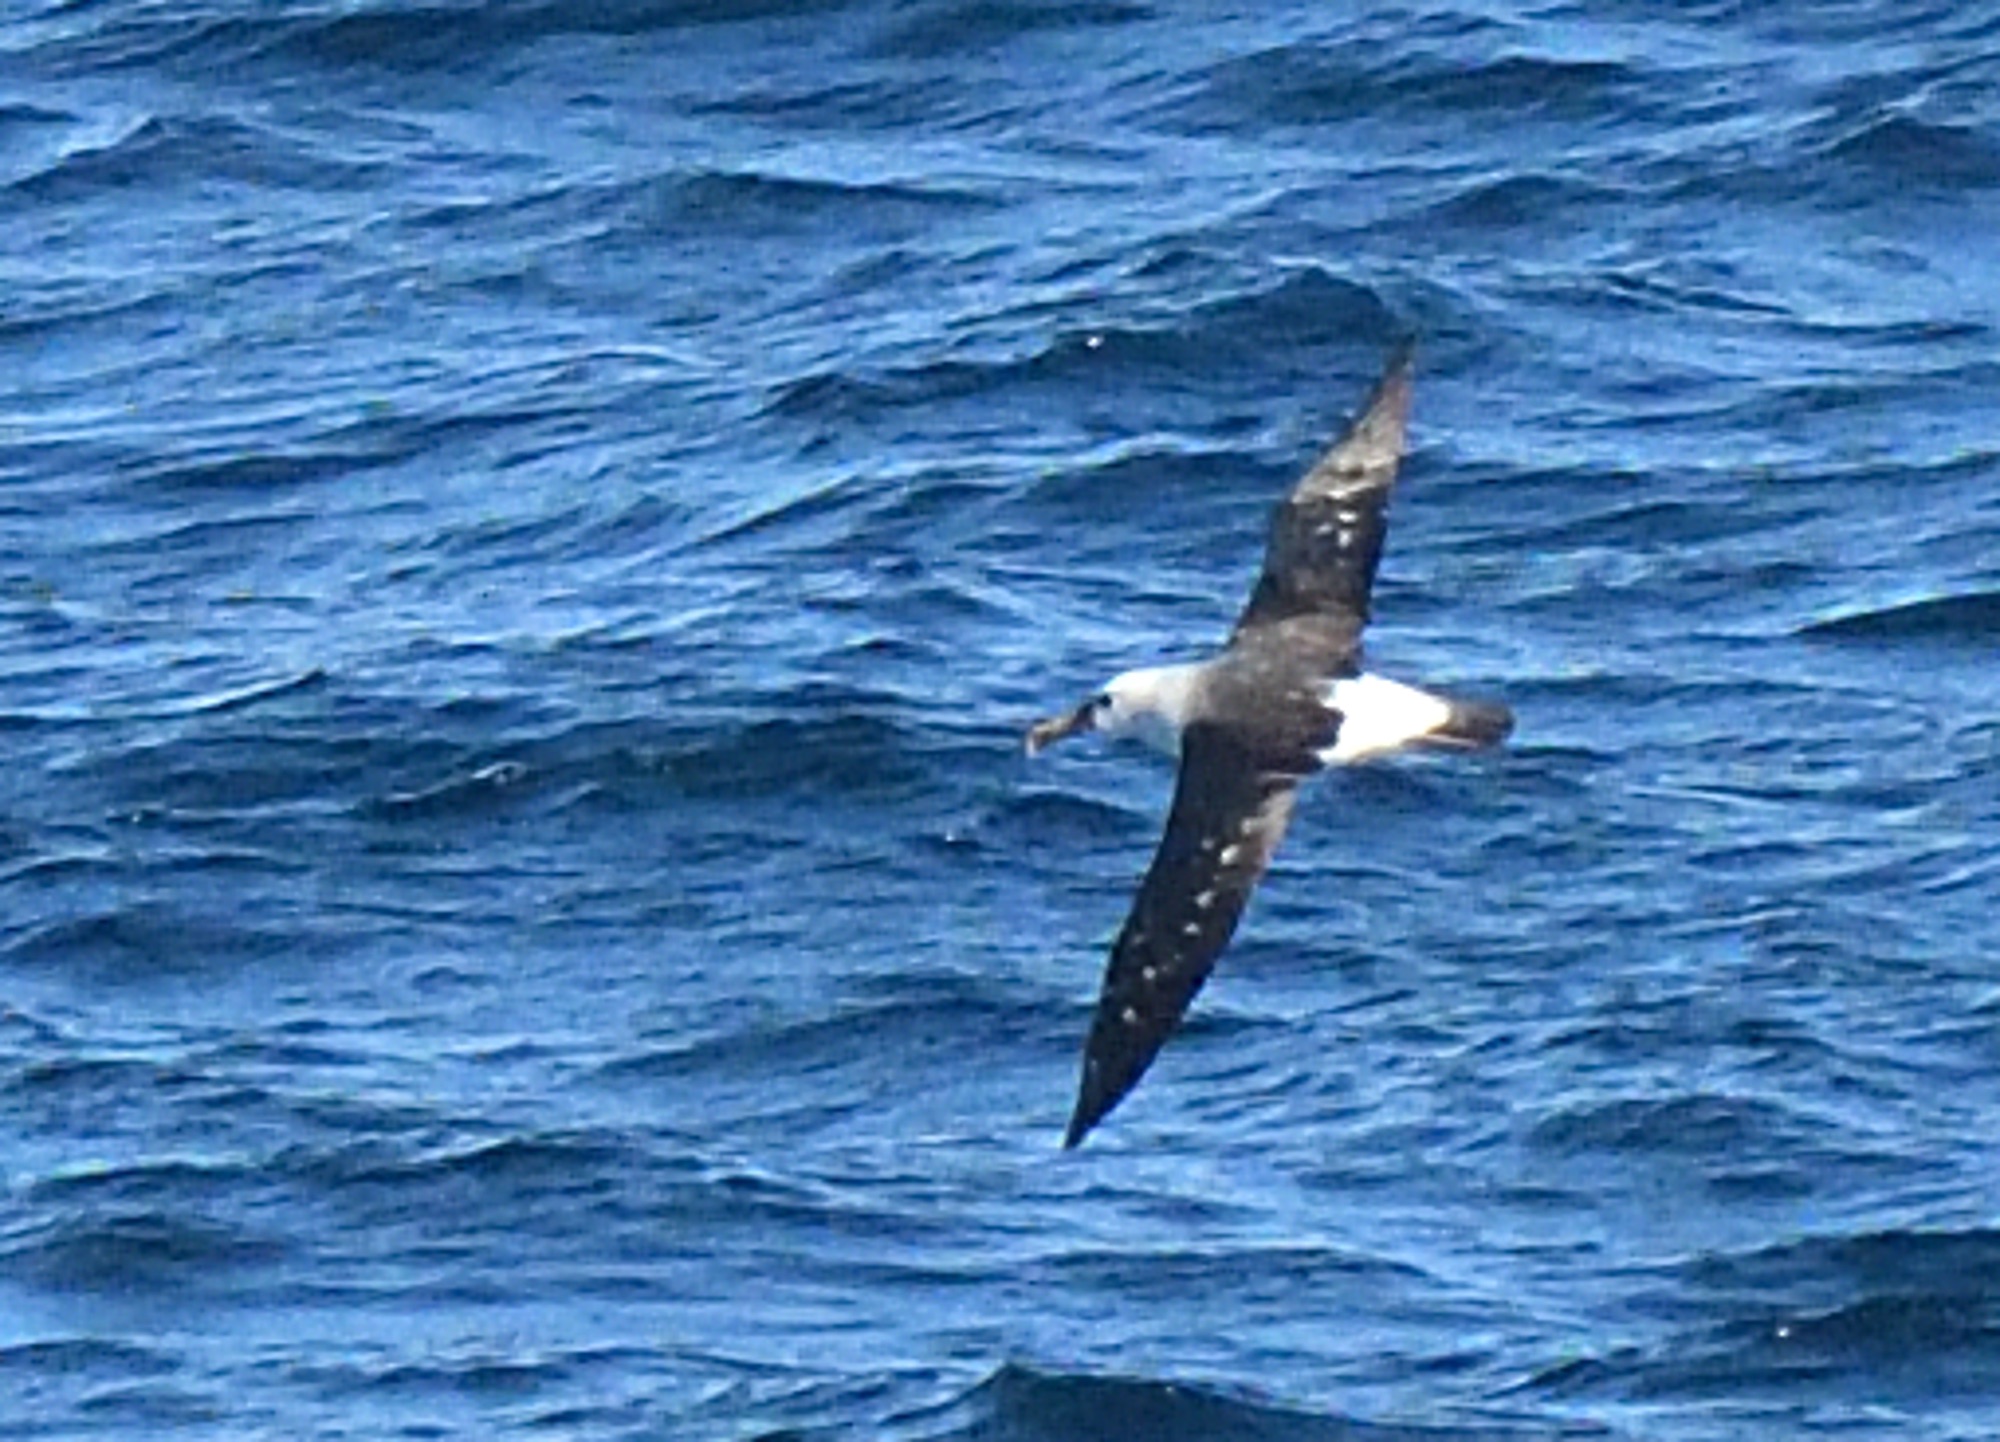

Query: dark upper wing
[[1234, 341, 1415, 638], [1064, 723, 1300, 1147]]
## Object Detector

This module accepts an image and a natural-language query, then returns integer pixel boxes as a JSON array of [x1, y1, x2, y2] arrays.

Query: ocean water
[[4, 1, 2000, 1437]]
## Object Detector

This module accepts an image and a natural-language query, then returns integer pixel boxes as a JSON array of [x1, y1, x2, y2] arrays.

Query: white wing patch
[[1320, 673, 1454, 763]]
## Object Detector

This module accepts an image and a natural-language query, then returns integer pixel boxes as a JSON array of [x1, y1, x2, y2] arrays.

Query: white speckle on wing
[[1120, 1006, 1140, 1026], [1194, 888, 1216, 909], [1219, 843, 1242, 866]]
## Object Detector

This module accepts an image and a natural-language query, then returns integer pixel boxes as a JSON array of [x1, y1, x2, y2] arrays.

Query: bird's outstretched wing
[[1064, 722, 1299, 1147], [1234, 341, 1416, 639]]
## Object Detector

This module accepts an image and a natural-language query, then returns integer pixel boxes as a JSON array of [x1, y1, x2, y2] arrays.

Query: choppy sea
[[4, 2, 2000, 1437]]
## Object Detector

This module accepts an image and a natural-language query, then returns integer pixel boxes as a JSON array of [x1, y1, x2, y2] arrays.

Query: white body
[[1095, 664, 1454, 765], [1319, 673, 1454, 763]]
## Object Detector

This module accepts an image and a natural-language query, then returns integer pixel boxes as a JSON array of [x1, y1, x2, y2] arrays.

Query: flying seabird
[[1025, 342, 1512, 1147]]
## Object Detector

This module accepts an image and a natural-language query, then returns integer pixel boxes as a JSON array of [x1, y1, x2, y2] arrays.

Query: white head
[[1024, 663, 1200, 758]]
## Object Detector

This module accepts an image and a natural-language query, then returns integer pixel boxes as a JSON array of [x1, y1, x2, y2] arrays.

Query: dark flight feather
[[1235, 338, 1414, 637], [1064, 723, 1299, 1147]]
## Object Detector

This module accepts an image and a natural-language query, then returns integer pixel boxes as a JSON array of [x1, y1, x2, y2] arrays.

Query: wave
[[0, 102, 75, 128], [1526, 1091, 1821, 1159], [1822, 114, 2000, 190], [302, 1129, 641, 1193], [931, 1361, 1513, 1441], [767, 268, 1396, 427], [107, 380, 606, 496], [15, 658, 995, 886], [2, 1208, 288, 1295], [4, 112, 380, 203], [285, 1343, 617, 1405], [1524, 1227, 2000, 1403], [607, 707, 936, 802], [1676, 105, 2000, 211], [1, 902, 334, 977], [686, 73, 962, 130], [871, 0, 1150, 60], [354, 702, 949, 819], [0, 1336, 178, 1378], [1413, 173, 1626, 232], [660, 167, 999, 233], [979, 787, 1148, 847], [1798, 590, 2000, 642], [24, 0, 866, 77], [602, 970, 1068, 1083], [1186, 42, 1652, 133]]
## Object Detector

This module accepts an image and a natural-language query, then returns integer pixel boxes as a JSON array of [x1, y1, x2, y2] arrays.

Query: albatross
[[1025, 342, 1512, 1147]]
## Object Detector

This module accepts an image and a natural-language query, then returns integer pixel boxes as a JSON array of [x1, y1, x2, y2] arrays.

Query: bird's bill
[[1025, 699, 1096, 755]]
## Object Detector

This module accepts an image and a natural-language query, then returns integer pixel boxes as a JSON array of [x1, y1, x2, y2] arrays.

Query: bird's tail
[[1423, 695, 1514, 749]]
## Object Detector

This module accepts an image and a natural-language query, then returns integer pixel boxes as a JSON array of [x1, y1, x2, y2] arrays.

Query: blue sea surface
[[4, 2, 2000, 1437]]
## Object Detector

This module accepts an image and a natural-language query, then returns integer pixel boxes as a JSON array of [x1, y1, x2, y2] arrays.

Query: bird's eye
[[1094, 693, 1113, 713]]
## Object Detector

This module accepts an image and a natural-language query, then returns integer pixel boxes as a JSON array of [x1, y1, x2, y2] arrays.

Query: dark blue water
[[5, 2, 2000, 1436]]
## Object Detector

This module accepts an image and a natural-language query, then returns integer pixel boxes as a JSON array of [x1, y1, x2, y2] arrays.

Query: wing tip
[[1061, 1083, 1110, 1149], [1360, 333, 1418, 427], [1280, 334, 1420, 517]]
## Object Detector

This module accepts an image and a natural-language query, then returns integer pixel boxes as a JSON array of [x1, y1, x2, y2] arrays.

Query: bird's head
[[1024, 666, 1192, 757]]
